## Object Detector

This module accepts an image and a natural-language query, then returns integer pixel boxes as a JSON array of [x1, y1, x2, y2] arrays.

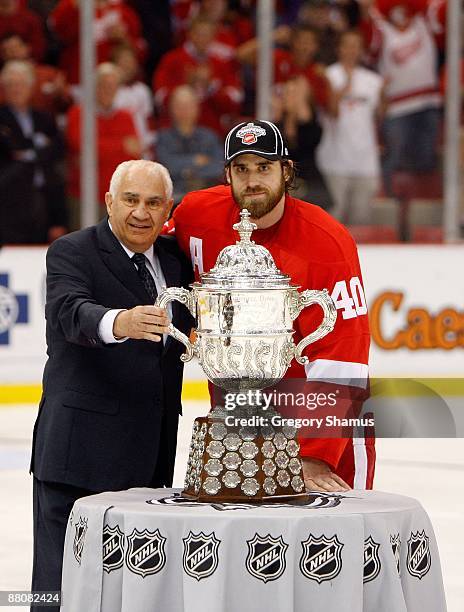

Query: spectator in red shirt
[[275, 25, 331, 109], [50, 0, 147, 87], [196, 0, 254, 62], [153, 16, 243, 136], [237, 24, 331, 111], [0, 0, 46, 62], [0, 33, 73, 115], [66, 62, 141, 225]]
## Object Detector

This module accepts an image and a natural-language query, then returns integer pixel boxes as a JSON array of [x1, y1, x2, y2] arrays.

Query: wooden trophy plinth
[[182, 412, 309, 503]]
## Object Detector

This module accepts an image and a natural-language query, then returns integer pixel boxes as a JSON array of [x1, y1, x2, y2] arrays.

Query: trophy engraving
[[156, 209, 337, 502]]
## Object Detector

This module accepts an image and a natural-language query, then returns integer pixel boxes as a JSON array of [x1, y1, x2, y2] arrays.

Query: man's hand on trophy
[[302, 458, 351, 493], [113, 306, 170, 342]]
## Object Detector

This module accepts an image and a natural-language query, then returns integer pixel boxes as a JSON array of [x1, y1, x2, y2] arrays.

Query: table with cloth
[[60, 487, 447, 612]]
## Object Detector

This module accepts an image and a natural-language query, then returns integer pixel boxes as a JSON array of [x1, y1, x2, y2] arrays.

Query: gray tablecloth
[[61, 488, 447, 612]]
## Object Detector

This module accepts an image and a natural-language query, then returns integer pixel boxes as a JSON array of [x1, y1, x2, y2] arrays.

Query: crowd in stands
[[0, 0, 451, 244]]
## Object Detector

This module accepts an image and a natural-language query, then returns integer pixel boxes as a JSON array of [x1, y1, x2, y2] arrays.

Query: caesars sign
[[370, 291, 462, 351]]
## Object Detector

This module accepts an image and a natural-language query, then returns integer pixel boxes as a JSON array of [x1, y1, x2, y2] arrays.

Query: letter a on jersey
[[246, 533, 288, 582], [189, 237, 204, 275]]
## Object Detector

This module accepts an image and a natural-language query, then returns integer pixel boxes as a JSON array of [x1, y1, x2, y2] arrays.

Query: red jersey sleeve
[[297, 249, 369, 369], [293, 232, 370, 470]]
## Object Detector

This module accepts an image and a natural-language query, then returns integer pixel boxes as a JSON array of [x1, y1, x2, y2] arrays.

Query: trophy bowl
[[156, 210, 337, 502], [157, 210, 337, 392]]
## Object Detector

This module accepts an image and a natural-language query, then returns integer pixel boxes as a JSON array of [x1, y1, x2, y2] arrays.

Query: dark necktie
[[132, 253, 158, 303]]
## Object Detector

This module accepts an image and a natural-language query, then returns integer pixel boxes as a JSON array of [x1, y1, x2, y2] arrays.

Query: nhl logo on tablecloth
[[73, 516, 88, 565], [126, 528, 166, 578], [363, 536, 381, 583], [102, 525, 124, 573], [147, 491, 344, 511], [236, 122, 266, 145], [182, 531, 220, 581], [407, 530, 431, 580], [390, 533, 401, 576], [299, 534, 344, 583], [246, 534, 288, 582]]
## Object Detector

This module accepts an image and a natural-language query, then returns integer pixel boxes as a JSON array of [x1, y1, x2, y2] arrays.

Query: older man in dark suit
[[30, 159, 193, 610]]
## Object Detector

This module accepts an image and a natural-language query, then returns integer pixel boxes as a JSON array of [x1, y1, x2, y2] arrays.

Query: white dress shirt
[[98, 222, 170, 344]]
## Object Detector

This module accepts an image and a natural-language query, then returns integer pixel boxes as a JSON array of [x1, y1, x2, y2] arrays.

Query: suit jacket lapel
[[96, 218, 151, 305]]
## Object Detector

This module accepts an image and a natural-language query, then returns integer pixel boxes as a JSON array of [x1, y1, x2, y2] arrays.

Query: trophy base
[[181, 490, 311, 504], [182, 412, 307, 503]]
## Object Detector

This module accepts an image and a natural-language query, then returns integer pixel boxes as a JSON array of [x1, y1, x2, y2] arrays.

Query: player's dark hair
[[282, 160, 296, 192]]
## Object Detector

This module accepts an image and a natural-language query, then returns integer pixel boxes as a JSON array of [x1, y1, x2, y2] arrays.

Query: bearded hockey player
[[166, 120, 373, 492]]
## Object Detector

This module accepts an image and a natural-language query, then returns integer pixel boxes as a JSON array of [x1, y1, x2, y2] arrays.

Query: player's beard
[[232, 175, 286, 219]]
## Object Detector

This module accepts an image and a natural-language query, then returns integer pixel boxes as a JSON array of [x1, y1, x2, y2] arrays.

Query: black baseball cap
[[224, 120, 289, 165]]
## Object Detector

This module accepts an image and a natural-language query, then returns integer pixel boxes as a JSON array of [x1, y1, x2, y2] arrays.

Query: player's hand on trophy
[[113, 306, 170, 342], [302, 458, 351, 493]]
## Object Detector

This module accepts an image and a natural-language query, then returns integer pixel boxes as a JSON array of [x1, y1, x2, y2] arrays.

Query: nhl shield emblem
[[126, 528, 167, 578], [102, 525, 124, 573], [407, 530, 431, 580], [236, 122, 266, 145], [73, 516, 88, 565], [246, 534, 288, 582], [363, 536, 381, 583], [390, 534, 401, 575], [300, 534, 344, 583], [182, 531, 220, 581]]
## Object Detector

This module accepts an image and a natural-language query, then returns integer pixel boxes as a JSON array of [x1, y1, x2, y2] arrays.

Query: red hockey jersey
[[169, 185, 374, 488]]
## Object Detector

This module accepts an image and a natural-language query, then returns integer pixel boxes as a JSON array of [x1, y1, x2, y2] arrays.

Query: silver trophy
[[156, 210, 337, 502]]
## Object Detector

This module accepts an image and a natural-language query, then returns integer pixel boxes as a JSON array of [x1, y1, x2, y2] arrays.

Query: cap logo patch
[[236, 122, 266, 145]]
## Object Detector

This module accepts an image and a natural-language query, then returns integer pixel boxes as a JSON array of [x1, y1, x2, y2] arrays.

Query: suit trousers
[[31, 478, 94, 612]]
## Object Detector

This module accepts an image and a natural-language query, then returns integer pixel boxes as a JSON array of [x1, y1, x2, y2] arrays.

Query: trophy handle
[[155, 288, 196, 362], [293, 289, 337, 365]]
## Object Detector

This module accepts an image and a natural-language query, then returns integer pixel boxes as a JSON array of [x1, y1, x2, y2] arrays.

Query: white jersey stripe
[[304, 359, 369, 388], [353, 438, 368, 490]]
